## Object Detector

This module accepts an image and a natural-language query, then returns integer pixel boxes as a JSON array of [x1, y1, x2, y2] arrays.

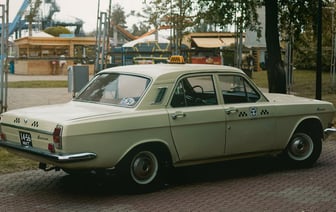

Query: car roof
[[99, 64, 245, 83]]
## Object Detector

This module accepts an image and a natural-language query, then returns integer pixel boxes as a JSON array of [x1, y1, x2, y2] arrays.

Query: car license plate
[[19, 132, 32, 147]]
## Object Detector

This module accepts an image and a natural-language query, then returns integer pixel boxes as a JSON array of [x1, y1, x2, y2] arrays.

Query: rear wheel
[[284, 132, 322, 167], [130, 150, 159, 185], [118, 146, 167, 192]]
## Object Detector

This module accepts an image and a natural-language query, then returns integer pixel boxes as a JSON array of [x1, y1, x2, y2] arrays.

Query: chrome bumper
[[324, 127, 336, 136], [0, 140, 96, 163]]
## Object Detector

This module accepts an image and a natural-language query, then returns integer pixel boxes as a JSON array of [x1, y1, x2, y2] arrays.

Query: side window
[[219, 75, 260, 104], [171, 75, 217, 107]]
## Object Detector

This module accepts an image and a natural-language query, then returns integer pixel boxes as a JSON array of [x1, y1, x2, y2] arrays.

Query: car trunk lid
[[0, 101, 123, 150]]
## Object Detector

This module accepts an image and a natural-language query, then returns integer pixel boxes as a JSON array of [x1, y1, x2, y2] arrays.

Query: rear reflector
[[0, 133, 6, 141], [52, 125, 63, 149], [48, 143, 55, 153]]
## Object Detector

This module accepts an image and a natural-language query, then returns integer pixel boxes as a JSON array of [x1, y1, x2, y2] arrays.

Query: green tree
[[133, 0, 195, 54], [290, 2, 334, 71], [265, 0, 286, 93], [25, 0, 42, 36], [130, 23, 150, 37], [127, 2, 165, 38], [111, 3, 127, 26], [197, 0, 327, 94], [197, 1, 261, 33]]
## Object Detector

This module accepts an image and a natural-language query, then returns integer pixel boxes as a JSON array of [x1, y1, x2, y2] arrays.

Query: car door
[[167, 74, 227, 161], [219, 74, 277, 156]]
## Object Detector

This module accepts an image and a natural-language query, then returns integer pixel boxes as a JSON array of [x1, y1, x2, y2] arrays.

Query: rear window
[[75, 73, 150, 107], [219, 75, 260, 104]]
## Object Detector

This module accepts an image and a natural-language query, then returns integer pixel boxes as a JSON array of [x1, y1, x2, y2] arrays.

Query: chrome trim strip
[[0, 140, 96, 163], [0, 123, 52, 135]]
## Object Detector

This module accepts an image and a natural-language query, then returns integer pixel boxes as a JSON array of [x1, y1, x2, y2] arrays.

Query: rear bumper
[[0, 140, 96, 163]]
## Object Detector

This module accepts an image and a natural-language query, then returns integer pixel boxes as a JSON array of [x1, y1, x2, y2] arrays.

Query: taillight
[[53, 125, 63, 149], [0, 124, 5, 141], [0, 132, 6, 141]]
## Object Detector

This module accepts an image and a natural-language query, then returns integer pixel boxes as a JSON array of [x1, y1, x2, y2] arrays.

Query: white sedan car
[[0, 63, 335, 190]]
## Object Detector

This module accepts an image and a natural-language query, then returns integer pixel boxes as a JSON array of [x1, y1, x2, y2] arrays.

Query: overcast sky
[[0, 0, 144, 32]]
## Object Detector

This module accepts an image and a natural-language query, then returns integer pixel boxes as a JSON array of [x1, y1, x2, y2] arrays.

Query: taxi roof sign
[[169, 55, 185, 64]]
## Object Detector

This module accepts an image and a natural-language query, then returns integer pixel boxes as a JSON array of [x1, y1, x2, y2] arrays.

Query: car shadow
[[57, 156, 314, 195], [167, 156, 287, 186]]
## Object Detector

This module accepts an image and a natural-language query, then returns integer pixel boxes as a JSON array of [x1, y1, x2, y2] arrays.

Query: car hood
[[0, 101, 124, 131]]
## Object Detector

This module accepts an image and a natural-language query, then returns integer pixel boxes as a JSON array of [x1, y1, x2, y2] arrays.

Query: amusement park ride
[[0, 0, 86, 113], [1, 0, 83, 38]]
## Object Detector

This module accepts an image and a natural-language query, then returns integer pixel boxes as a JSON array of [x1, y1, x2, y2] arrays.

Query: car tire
[[118, 146, 165, 192], [283, 132, 322, 168]]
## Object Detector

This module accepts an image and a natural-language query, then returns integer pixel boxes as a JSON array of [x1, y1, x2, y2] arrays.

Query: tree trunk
[[265, 0, 286, 93]]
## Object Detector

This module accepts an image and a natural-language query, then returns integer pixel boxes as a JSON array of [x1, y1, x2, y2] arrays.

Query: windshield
[[75, 73, 151, 107]]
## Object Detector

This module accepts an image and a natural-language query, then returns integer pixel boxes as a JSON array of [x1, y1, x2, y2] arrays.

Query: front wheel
[[283, 132, 322, 168]]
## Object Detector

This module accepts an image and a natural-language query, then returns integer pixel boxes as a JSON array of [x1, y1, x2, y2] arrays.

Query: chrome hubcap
[[130, 151, 158, 185], [288, 133, 313, 161]]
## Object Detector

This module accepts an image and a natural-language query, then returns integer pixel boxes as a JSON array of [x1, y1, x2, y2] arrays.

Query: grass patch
[[252, 70, 336, 106], [0, 150, 37, 174], [8, 80, 68, 88]]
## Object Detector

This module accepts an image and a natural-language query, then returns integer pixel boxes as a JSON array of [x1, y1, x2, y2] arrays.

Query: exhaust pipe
[[39, 163, 60, 172]]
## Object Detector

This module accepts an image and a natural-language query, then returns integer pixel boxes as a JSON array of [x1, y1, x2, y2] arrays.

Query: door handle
[[171, 111, 186, 120], [225, 107, 238, 115]]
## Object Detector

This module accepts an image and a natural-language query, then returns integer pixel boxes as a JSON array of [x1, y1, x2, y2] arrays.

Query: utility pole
[[327, 6, 336, 91], [108, 0, 112, 64], [316, 0, 322, 100], [94, 0, 111, 73], [94, 0, 101, 73], [0, 0, 9, 113]]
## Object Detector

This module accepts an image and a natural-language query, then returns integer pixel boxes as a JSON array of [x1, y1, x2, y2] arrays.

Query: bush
[[44, 26, 71, 37]]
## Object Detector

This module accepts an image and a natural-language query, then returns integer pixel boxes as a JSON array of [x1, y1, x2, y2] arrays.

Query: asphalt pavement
[[6, 74, 72, 110]]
